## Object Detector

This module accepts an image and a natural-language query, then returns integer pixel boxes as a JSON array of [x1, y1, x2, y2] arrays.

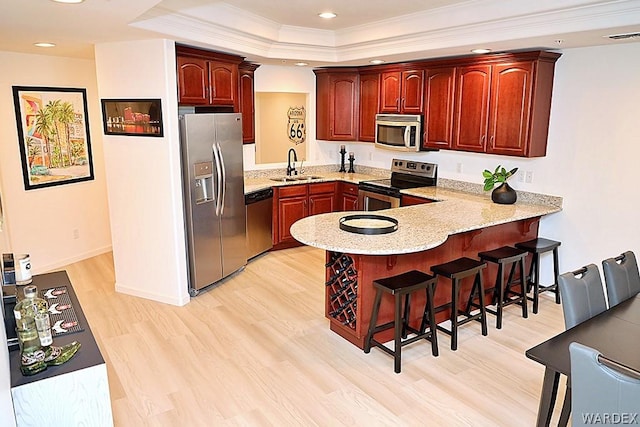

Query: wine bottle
[[13, 286, 47, 375]]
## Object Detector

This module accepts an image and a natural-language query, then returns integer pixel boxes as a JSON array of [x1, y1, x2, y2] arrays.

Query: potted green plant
[[483, 165, 518, 204]]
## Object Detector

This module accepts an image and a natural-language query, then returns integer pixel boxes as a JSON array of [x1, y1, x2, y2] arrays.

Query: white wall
[[0, 52, 112, 273], [0, 50, 113, 427], [94, 40, 189, 306]]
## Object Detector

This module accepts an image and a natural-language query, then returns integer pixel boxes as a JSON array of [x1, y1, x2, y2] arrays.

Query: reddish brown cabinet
[[339, 182, 359, 211], [401, 194, 435, 206], [239, 62, 259, 144], [380, 70, 424, 114], [486, 59, 556, 157], [273, 182, 336, 249], [208, 61, 238, 107], [309, 182, 336, 215], [358, 72, 380, 142], [423, 67, 456, 150], [176, 46, 242, 109], [315, 69, 359, 141], [314, 50, 560, 157], [451, 52, 559, 157], [452, 64, 492, 153], [177, 56, 209, 105], [273, 185, 308, 248]]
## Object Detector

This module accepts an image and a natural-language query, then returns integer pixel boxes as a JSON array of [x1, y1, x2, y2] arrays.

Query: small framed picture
[[12, 86, 95, 190], [100, 98, 163, 137]]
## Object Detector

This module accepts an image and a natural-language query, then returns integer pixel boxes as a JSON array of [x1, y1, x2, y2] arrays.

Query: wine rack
[[326, 252, 358, 329]]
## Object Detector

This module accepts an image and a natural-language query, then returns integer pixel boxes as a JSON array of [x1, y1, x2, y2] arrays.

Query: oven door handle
[[358, 189, 401, 211]]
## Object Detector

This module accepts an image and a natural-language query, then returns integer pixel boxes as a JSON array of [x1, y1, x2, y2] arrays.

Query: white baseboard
[[38, 245, 113, 275], [114, 281, 190, 307]]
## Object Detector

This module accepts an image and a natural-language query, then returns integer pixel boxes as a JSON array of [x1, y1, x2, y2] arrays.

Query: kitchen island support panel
[[325, 218, 540, 348]]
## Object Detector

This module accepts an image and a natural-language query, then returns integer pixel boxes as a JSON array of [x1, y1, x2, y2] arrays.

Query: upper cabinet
[[176, 45, 243, 110], [452, 64, 492, 153], [380, 70, 424, 113], [176, 45, 260, 144], [487, 60, 554, 157], [315, 69, 359, 141], [239, 62, 260, 144], [358, 72, 380, 142], [176, 56, 209, 105], [451, 53, 559, 157], [314, 50, 560, 157], [423, 67, 456, 150]]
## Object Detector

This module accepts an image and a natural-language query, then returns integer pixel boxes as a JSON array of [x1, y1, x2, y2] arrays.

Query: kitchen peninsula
[[290, 186, 562, 348]]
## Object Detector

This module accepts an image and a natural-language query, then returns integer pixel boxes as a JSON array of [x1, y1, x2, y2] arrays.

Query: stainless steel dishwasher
[[245, 188, 273, 259]]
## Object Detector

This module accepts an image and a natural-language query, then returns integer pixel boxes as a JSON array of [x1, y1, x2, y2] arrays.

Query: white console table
[[8, 271, 113, 426]]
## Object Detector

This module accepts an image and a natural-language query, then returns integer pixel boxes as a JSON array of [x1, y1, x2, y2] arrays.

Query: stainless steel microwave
[[375, 114, 422, 151]]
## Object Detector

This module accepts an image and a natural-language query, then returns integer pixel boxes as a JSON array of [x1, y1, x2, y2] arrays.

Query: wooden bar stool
[[477, 246, 528, 329], [430, 257, 488, 351], [364, 270, 438, 373], [515, 238, 561, 314]]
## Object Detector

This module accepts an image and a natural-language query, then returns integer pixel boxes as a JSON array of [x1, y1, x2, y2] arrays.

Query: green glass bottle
[[13, 286, 47, 375]]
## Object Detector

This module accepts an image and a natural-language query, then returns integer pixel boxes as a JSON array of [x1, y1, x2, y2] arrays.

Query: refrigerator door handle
[[217, 142, 227, 216], [212, 144, 223, 216]]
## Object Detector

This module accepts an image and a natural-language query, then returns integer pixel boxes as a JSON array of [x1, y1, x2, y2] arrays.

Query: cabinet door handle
[[490, 136, 495, 146], [480, 135, 486, 144]]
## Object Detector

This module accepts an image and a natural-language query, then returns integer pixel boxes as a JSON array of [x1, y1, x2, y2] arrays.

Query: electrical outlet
[[368, 152, 373, 160], [73, 229, 80, 240], [525, 171, 534, 184], [456, 163, 463, 173]]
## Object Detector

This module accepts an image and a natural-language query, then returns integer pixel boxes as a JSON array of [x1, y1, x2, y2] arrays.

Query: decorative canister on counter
[[15, 254, 32, 285]]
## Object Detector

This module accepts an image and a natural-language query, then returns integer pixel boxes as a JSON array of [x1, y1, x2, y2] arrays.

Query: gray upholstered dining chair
[[602, 251, 640, 307], [555, 264, 609, 426], [569, 342, 640, 427], [558, 264, 607, 329]]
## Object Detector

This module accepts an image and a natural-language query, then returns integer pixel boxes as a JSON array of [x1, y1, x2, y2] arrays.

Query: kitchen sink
[[294, 175, 324, 181], [269, 175, 324, 182], [269, 177, 300, 182]]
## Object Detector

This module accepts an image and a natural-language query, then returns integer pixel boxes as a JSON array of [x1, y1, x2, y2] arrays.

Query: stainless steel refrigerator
[[179, 113, 246, 296]]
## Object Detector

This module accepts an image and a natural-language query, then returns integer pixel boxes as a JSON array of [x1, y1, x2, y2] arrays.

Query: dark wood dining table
[[525, 294, 640, 426]]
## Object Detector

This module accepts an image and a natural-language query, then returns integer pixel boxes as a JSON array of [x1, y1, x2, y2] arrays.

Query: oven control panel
[[391, 159, 437, 178]]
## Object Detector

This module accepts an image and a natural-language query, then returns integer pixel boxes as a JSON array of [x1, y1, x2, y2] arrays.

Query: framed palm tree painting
[[12, 86, 95, 190]]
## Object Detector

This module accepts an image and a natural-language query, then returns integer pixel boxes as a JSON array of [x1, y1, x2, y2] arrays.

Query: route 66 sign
[[287, 106, 306, 145]]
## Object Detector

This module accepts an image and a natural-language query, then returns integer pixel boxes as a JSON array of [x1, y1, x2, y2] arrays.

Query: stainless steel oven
[[358, 188, 401, 212], [358, 159, 437, 211]]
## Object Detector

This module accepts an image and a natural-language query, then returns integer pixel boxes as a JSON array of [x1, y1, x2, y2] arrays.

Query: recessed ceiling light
[[471, 48, 491, 54], [294, 62, 308, 67], [318, 12, 337, 19], [51, 0, 85, 3], [34, 42, 56, 48], [370, 59, 385, 65]]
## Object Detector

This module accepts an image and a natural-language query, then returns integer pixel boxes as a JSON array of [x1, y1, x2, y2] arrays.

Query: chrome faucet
[[286, 148, 298, 176]]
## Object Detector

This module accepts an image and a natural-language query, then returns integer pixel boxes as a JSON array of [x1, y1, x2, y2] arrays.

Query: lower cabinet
[[401, 194, 434, 206], [273, 182, 336, 249], [309, 182, 336, 215], [339, 182, 359, 211]]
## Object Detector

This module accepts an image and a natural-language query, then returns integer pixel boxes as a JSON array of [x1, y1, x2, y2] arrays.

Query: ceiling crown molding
[[131, 0, 640, 65]]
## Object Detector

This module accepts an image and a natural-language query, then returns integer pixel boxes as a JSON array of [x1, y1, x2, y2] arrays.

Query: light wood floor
[[62, 247, 569, 426]]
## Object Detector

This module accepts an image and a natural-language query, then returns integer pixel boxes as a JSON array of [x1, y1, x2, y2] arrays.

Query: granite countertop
[[244, 167, 385, 195], [243, 164, 562, 255], [289, 186, 561, 256]]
